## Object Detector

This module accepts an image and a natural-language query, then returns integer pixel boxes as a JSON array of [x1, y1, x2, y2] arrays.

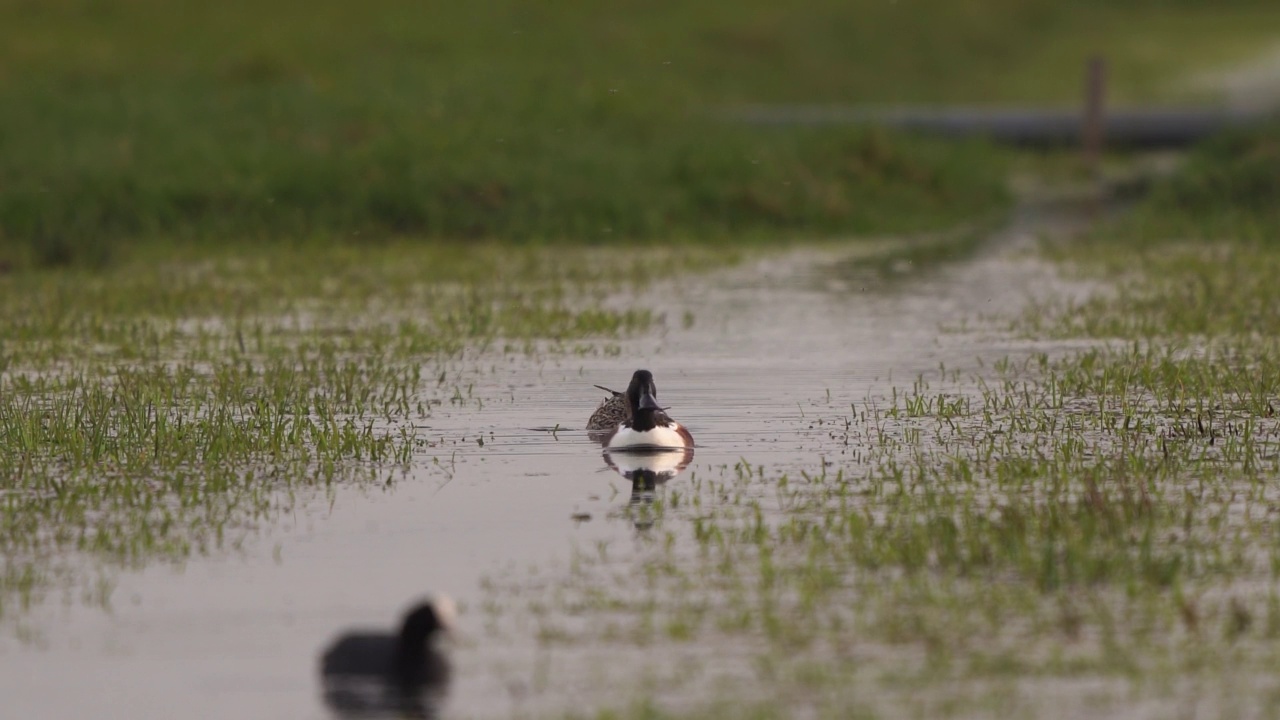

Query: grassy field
[[0, 240, 741, 618], [3, 0, 1279, 267], [474, 124, 1280, 718], [4, 1, 1280, 713]]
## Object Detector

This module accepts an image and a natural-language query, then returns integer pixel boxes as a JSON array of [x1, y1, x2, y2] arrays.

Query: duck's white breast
[[608, 424, 688, 449]]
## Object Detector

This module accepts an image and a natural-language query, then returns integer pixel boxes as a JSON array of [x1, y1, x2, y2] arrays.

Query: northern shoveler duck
[[603, 370, 694, 450], [586, 384, 628, 432], [320, 596, 455, 715]]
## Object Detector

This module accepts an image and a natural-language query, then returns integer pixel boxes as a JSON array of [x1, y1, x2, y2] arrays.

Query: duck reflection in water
[[318, 596, 455, 719], [603, 445, 694, 529]]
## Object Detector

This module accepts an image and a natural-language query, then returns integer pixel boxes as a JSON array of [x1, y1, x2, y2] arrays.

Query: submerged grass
[[479, 126, 1280, 719], [5, 4, 1280, 707], [0, 242, 735, 619]]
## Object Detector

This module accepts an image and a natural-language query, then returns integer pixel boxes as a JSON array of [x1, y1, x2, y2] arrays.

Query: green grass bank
[[581, 122, 1280, 717], [473, 124, 1280, 718], [4, 0, 1279, 267]]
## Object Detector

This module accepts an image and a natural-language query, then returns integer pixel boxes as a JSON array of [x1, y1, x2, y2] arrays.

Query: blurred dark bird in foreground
[[319, 596, 456, 718]]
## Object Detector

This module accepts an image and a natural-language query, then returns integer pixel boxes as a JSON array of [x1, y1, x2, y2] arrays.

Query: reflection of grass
[[0, 242, 732, 620], [480, 128, 1280, 717], [5, 1, 1280, 264]]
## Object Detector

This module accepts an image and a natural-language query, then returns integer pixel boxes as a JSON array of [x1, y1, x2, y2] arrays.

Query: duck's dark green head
[[625, 369, 660, 415]]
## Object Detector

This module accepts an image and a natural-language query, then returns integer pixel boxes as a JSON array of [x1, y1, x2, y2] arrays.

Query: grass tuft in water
[[480, 126, 1280, 718], [0, 242, 726, 620]]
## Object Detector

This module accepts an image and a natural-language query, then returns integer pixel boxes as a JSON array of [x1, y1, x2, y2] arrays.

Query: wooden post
[[1082, 56, 1107, 173]]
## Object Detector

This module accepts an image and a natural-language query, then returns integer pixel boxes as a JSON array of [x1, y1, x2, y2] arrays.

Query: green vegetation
[[0, 242, 735, 618], [4, 0, 1280, 713], [479, 126, 1280, 718], [4, 0, 1278, 266], [1032, 124, 1280, 339], [1100, 123, 1280, 248]]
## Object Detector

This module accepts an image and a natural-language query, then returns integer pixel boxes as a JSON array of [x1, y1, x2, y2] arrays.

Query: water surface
[[0, 202, 1098, 719]]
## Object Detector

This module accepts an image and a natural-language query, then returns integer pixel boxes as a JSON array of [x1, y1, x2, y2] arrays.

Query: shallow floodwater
[[0, 202, 1099, 719]]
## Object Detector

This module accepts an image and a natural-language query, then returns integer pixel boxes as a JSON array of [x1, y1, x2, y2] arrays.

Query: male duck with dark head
[[604, 369, 694, 450]]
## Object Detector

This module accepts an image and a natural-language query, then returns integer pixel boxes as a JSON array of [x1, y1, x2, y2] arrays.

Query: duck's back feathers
[[587, 385, 628, 432]]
